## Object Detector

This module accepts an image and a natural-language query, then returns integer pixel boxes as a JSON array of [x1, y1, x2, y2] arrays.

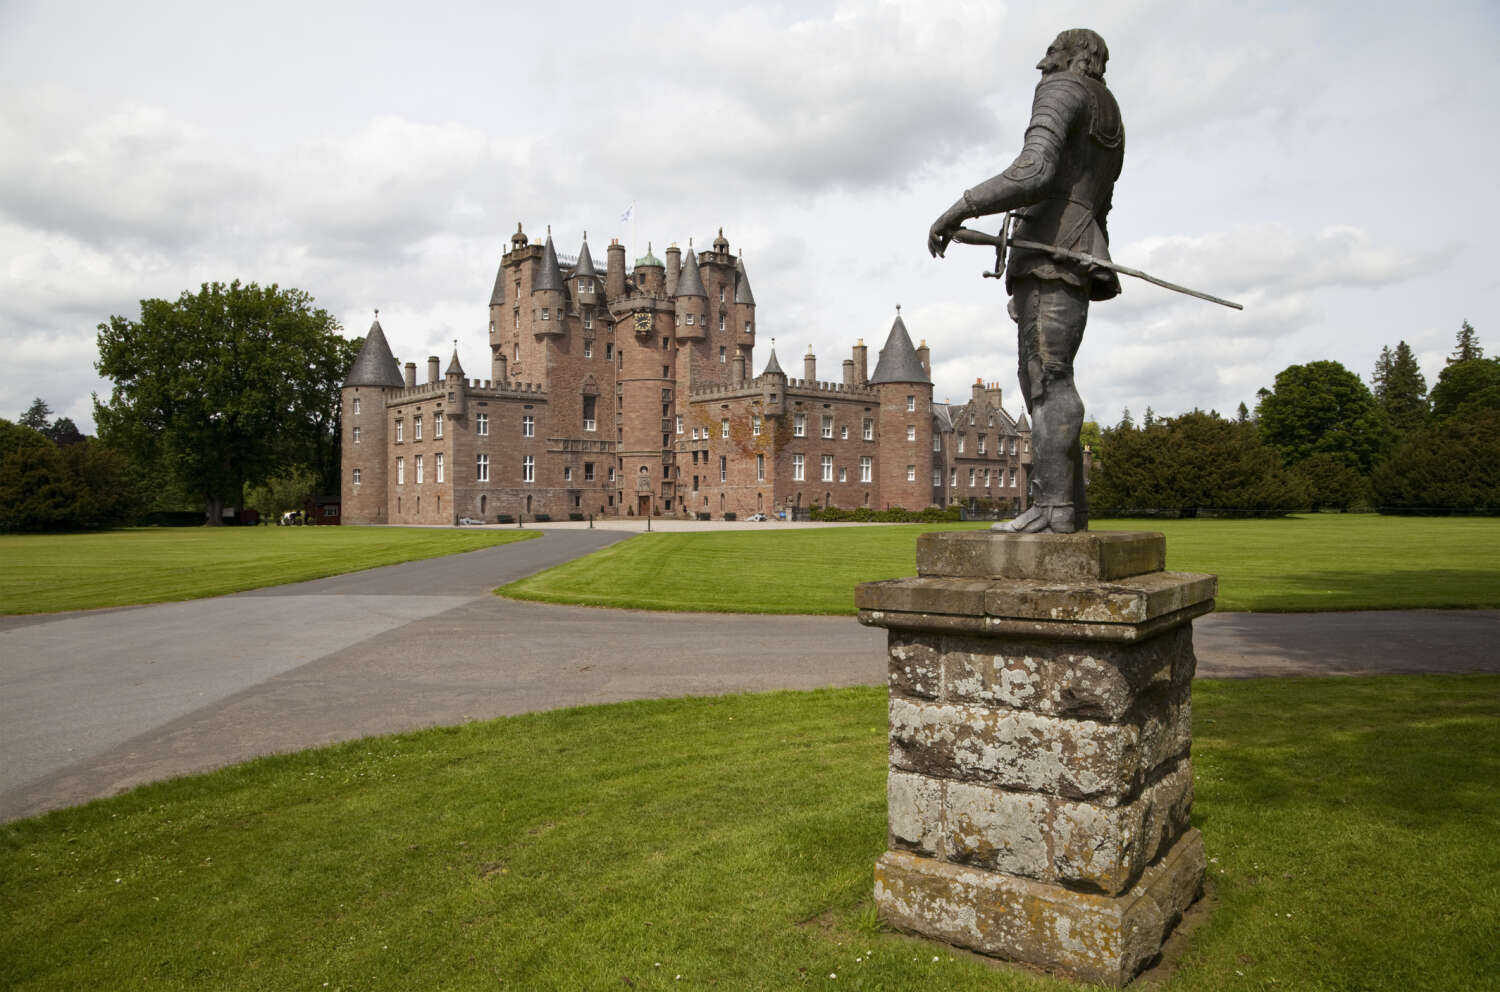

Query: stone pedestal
[[856, 531, 1214, 987]]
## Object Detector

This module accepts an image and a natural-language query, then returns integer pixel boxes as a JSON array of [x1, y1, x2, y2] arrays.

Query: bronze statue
[[929, 28, 1123, 534]]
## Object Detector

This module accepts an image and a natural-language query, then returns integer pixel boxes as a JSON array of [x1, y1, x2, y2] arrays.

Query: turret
[[532, 228, 566, 337], [635, 243, 664, 296], [341, 313, 405, 524], [445, 348, 467, 417], [760, 341, 786, 416], [674, 247, 707, 340], [606, 239, 627, 298], [868, 308, 934, 510], [734, 255, 757, 351], [570, 234, 599, 311]]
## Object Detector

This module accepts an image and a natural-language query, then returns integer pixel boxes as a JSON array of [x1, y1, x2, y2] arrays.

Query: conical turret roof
[[534, 233, 564, 293], [488, 257, 506, 306], [734, 257, 756, 305], [868, 312, 931, 385], [1016, 411, 1031, 432], [676, 248, 706, 298], [344, 317, 406, 388], [762, 344, 785, 377], [446, 349, 465, 376], [573, 236, 598, 278]]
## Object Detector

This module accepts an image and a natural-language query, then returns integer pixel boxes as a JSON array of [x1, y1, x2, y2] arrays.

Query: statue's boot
[[993, 503, 1076, 534], [994, 504, 1046, 533]]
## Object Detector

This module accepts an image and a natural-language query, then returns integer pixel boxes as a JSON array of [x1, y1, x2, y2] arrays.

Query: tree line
[[0, 281, 359, 532], [1088, 321, 1500, 516]]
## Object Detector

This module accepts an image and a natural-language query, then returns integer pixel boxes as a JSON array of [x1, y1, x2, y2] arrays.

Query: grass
[[499, 515, 1500, 613], [0, 527, 539, 614], [1, 675, 1496, 990]]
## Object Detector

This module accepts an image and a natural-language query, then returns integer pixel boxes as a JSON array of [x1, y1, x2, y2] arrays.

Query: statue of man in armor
[[928, 28, 1123, 534]]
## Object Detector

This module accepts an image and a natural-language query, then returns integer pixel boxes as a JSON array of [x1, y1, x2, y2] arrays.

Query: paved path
[[2, 526, 1497, 823]]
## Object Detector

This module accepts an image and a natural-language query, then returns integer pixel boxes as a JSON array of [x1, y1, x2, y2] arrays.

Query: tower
[[868, 309, 934, 510], [341, 314, 405, 524]]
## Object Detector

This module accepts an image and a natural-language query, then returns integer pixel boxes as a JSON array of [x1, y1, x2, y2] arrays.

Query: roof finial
[[896, 303, 901, 313], [374, 308, 379, 318], [546, 224, 551, 237], [582, 230, 588, 241]]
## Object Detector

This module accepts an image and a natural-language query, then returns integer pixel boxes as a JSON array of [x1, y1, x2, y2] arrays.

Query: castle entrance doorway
[[637, 494, 650, 517]]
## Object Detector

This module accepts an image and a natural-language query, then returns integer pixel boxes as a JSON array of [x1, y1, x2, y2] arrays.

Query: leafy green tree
[[1448, 320, 1483, 364], [18, 398, 51, 431], [0, 420, 133, 531], [1430, 357, 1500, 422], [1371, 341, 1429, 434], [1235, 402, 1250, 423], [1289, 453, 1369, 512], [1256, 360, 1394, 473], [95, 282, 355, 524], [1089, 410, 1305, 517], [1371, 409, 1500, 513]]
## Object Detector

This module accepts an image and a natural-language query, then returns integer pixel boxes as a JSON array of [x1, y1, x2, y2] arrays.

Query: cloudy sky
[[3, 0, 1497, 433]]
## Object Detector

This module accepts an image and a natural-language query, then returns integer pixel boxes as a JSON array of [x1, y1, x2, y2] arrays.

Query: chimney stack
[[917, 339, 931, 376], [665, 244, 682, 297], [733, 351, 746, 386], [804, 347, 816, 383], [404, 361, 417, 388], [428, 356, 440, 384], [842, 358, 855, 387], [852, 339, 868, 385], [972, 377, 985, 403]]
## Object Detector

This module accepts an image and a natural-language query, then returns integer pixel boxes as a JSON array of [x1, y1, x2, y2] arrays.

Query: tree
[[1448, 320, 1483, 364], [1235, 402, 1250, 423], [1371, 408, 1500, 514], [1430, 357, 1500, 422], [1255, 360, 1394, 474], [1088, 410, 1305, 517], [1371, 341, 1429, 434], [18, 398, 51, 431], [0, 420, 133, 531], [95, 282, 354, 523]]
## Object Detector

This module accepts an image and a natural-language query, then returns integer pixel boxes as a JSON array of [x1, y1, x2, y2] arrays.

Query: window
[[564, 466, 572, 482], [609, 467, 616, 483], [906, 424, 915, 442], [969, 468, 976, 487], [693, 475, 700, 492], [752, 415, 761, 436], [985, 468, 992, 487], [542, 308, 550, 321], [414, 416, 422, 441], [395, 419, 404, 443], [821, 415, 833, 439], [397, 456, 405, 484], [933, 469, 942, 487], [906, 464, 915, 482], [691, 427, 699, 441], [434, 415, 442, 439], [719, 346, 727, 363], [719, 456, 727, 483], [1024, 438, 1030, 454], [436, 453, 444, 483], [352, 426, 361, 444], [863, 419, 873, 441], [514, 343, 520, 361], [477, 413, 488, 436], [513, 310, 519, 329], [606, 343, 614, 360], [1010, 438, 1017, 456], [685, 314, 694, 325], [719, 288, 726, 303], [793, 454, 805, 481], [840, 424, 848, 440], [932, 434, 941, 452], [415, 455, 424, 483], [756, 453, 765, 481], [523, 455, 535, 482], [838, 467, 847, 482], [522, 415, 534, 437], [675, 415, 683, 434], [907, 395, 915, 412], [718, 315, 726, 331], [821, 455, 833, 481], [978, 435, 986, 455], [1009, 467, 1017, 486], [721, 418, 729, 438], [584, 339, 592, 356], [958, 435, 965, 453], [860, 456, 872, 483], [793, 413, 806, 437], [664, 366, 670, 377], [476, 454, 489, 482], [352, 398, 360, 415], [584, 462, 595, 481], [951, 468, 958, 487], [352, 467, 362, 485], [583, 396, 597, 431]]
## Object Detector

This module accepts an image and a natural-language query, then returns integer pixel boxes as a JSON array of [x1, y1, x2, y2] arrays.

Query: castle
[[340, 225, 1031, 524]]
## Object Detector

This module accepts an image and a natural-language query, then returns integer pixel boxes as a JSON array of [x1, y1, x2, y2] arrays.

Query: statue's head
[[1038, 28, 1109, 79]]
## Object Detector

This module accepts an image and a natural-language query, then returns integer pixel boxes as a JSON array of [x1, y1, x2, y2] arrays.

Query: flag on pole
[[619, 201, 635, 223]]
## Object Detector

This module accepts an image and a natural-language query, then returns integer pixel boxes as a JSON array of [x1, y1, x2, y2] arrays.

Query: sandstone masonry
[[857, 531, 1214, 986]]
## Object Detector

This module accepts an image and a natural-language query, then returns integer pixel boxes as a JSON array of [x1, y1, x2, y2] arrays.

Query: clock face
[[634, 311, 652, 333]]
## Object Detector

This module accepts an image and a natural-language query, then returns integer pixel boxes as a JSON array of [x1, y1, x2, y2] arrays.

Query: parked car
[[747, 512, 767, 521], [457, 517, 486, 526], [279, 510, 304, 526]]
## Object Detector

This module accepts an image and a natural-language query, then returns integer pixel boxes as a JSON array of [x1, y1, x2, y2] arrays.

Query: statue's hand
[[928, 217, 956, 258]]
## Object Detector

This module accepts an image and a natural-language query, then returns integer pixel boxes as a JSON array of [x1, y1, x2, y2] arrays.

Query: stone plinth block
[[862, 531, 1212, 985], [874, 828, 1206, 987], [917, 530, 1166, 582]]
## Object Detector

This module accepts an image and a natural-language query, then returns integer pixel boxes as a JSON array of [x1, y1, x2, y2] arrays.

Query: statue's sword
[[952, 219, 1243, 311]]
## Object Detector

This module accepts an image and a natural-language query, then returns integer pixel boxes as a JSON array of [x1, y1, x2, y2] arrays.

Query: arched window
[[480, 494, 487, 514]]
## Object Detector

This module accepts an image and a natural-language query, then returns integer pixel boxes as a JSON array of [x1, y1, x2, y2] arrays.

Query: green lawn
[[0, 527, 539, 615], [2, 676, 1495, 990], [500, 515, 1500, 613]]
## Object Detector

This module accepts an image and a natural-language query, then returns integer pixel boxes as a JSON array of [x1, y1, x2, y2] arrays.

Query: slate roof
[[676, 248, 706, 297], [488, 258, 505, 306], [343, 318, 406, 388], [868, 313, 930, 385], [761, 345, 785, 377], [534, 234, 564, 292], [573, 237, 598, 278], [1016, 411, 1031, 432], [446, 349, 464, 376], [735, 257, 756, 305]]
